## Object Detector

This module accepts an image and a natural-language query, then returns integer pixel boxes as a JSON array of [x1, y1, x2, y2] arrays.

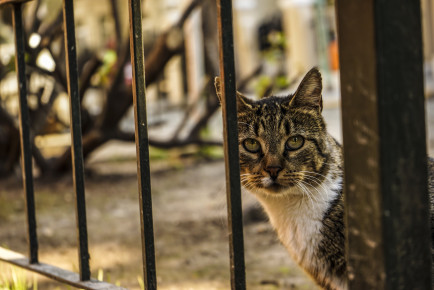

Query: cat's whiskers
[[280, 173, 303, 186], [241, 174, 267, 192], [241, 177, 260, 193], [301, 175, 330, 202], [303, 182, 325, 212], [296, 182, 319, 211], [299, 170, 335, 184], [296, 181, 317, 210], [298, 179, 327, 206], [243, 182, 255, 192], [240, 173, 252, 176], [240, 177, 254, 189], [299, 170, 333, 180], [290, 187, 305, 207], [279, 171, 328, 209]]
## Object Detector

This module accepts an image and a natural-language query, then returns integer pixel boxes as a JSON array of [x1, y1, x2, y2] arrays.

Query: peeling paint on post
[[336, 0, 431, 289]]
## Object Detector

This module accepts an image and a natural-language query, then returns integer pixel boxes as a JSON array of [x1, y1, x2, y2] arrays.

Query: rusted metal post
[[62, 0, 90, 281], [336, 0, 431, 289], [11, 2, 38, 264], [128, 0, 157, 289], [216, 0, 246, 289]]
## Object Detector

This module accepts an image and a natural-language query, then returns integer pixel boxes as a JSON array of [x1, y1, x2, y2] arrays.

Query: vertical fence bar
[[12, 2, 38, 265], [128, 0, 157, 289], [62, 0, 90, 281], [336, 1, 431, 289], [216, 0, 246, 289]]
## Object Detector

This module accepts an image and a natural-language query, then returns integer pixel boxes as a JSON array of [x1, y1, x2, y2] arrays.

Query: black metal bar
[[336, 1, 431, 289], [62, 0, 90, 281], [216, 0, 246, 289], [12, 2, 38, 265], [128, 0, 157, 289], [0, 247, 126, 290]]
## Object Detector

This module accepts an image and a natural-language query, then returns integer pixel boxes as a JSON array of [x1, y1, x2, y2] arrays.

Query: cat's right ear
[[288, 67, 323, 112], [214, 76, 256, 112]]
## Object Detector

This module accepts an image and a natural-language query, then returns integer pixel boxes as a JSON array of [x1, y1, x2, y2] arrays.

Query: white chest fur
[[253, 175, 342, 273]]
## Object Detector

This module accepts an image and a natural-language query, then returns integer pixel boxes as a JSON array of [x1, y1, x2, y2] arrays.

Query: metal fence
[[0, 0, 245, 289], [0, 0, 431, 289]]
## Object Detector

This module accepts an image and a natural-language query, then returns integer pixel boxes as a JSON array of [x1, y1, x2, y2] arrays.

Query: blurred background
[[0, 0, 433, 289]]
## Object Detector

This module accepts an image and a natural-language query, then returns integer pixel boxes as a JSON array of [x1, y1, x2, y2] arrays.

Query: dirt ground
[[0, 151, 318, 290]]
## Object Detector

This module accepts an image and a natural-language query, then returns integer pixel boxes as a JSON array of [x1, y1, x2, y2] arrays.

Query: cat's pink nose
[[265, 166, 282, 179]]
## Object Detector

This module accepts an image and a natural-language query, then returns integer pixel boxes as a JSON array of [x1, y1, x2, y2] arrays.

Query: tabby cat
[[214, 68, 434, 290]]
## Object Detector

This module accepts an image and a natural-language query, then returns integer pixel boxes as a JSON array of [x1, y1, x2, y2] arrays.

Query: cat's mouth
[[266, 183, 285, 192], [240, 174, 294, 194], [261, 177, 299, 194], [262, 179, 289, 193]]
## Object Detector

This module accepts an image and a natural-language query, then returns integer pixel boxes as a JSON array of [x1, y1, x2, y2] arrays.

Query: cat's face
[[216, 68, 331, 197]]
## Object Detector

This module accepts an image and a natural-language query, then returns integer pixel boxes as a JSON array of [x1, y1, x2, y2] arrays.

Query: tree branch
[[79, 56, 103, 101], [109, 0, 122, 53], [51, 0, 212, 173]]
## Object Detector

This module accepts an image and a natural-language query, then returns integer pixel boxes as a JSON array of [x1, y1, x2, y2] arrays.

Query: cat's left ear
[[214, 76, 257, 112], [288, 67, 323, 112]]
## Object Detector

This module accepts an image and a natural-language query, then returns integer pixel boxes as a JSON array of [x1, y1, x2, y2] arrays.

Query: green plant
[[137, 276, 145, 290], [0, 263, 37, 290], [197, 145, 224, 160]]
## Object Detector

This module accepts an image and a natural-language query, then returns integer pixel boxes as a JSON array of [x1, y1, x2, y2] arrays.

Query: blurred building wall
[[233, 0, 279, 79], [278, 0, 318, 79], [422, 0, 434, 63]]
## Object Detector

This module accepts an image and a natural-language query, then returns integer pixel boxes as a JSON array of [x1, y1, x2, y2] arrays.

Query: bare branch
[[32, 141, 48, 173], [38, 10, 63, 49], [172, 78, 210, 140], [176, 0, 206, 28], [79, 56, 103, 101], [28, 0, 42, 35], [109, 0, 122, 51]]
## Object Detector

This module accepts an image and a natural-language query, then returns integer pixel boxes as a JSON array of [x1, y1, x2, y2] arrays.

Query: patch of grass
[[96, 269, 121, 287], [255, 76, 272, 98], [0, 263, 37, 290], [0, 195, 14, 222], [137, 276, 144, 290], [197, 146, 224, 160], [278, 266, 291, 275], [149, 147, 170, 161], [278, 265, 301, 277]]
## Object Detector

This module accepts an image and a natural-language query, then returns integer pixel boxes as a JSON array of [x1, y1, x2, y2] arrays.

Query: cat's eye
[[243, 138, 261, 153], [286, 135, 304, 150]]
